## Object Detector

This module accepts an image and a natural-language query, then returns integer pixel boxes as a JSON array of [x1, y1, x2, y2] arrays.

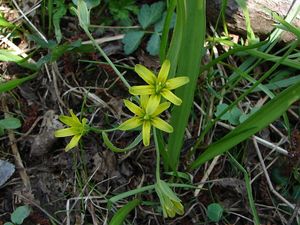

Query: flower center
[[143, 114, 151, 121], [155, 82, 165, 94]]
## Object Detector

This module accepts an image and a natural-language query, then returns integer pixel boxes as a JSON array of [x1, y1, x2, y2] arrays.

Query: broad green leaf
[[146, 33, 160, 56], [102, 132, 142, 153], [53, 0, 67, 43], [190, 80, 300, 169], [0, 74, 36, 94], [109, 199, 141, 225], [207, 203, 224, 222], [72, 0, 100, 9], [4, 222, 14, 225], [166, 1, 206, 170], [0, 118, 21, 130], [122, 31, 144, 55], [11, 205, 31, 224], [138, 1, 165, 29]]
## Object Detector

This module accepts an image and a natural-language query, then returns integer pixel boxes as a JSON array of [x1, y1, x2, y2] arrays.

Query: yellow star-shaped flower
[[129, 60, 189, 106], [118, 95, 173, 146], [54, 110, 89, 151]]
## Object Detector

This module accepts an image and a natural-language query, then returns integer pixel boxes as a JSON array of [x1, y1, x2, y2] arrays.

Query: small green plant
[[0, 117, 21, 136], [4, 205, 31, 225], [122, 1, 175, 55], [207, 203, 224, 223], [107, 0, 138, 25]]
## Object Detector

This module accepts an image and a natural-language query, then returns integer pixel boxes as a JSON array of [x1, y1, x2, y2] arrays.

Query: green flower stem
[[228, 153, 260, 225], [153, 128, 161, 181], [82, 27, 131, 89], [89, 126, 118, 134]]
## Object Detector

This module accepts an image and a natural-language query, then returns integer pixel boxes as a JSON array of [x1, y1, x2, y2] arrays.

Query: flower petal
[[165, 77, 189, 90], [124, 100, 143, 116], [140, 95, 149, 110], [119, 117, 143, 131], [54, 127, 79, 137], [129, 85, 155, 96], [152, 117, 173, 133], [135, 64, 156, 85], [69, 110, 81, 124], [65, 134, 81, 151], [146, 95, 160, 115], [161, 89, 182, 106], [142, 121, 151, 146], [157, 60, 170, 84], [152, 102, 171, 117], [59, 115, 75, 126]]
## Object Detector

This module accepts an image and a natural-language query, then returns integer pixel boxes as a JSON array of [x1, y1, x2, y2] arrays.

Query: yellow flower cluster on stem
[[119, 60, 189, 146]]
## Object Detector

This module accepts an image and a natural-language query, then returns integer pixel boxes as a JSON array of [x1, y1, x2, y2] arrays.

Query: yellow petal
[[124, 100, 143, 116], [161, 89, 182, 106], [129, 85, 155, 96], [140, 95, 149, 110], [157, 60, 170, 84], [152, 102, 171, 117], [142, 121, 151, 146], [165, 77, 189, 90], [146, 95, 160, 115], [69, 110, 81, 124], [152, 117, 173, 133], [135, 64, 156, 85], [65, 134, 81, 151], [119, 117, 143, 131], [54, 127, 79, 137], [59, 115, 75, 126]]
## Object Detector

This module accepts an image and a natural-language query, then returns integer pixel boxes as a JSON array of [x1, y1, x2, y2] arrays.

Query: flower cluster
[[119, 60, 189, 146]]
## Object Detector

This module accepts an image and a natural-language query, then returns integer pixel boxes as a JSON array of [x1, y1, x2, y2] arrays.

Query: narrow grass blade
[[190, 80, 300, 169], [0, 74, 36, 94], [109, 199, 141, 225], [167, 0, 206, 170]]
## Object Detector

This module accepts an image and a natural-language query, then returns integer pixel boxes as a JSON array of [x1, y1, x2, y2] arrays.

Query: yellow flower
[[54, 110, 89, 151], [155, 180, 184, 218], [118, 95, 173, 146], [129, 60, 189, 106]]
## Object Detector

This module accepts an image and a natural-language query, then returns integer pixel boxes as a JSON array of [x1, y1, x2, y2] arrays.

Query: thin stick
[[2, 97, 31, 191]]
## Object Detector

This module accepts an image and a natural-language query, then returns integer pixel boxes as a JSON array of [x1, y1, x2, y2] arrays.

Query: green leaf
[[146, 33, 160, 56], [122, 31, 144, 55], [0, 17, 16, 29], [166, 1, 206, 170], [154, 12, 176, 33], [190, 80, 300, 169], [138, 1, 165, 29], [102, 132, 142, 153], [0, 74, 36, 94], [109, 199, 141, 225], [11, 205, 31, 224], [0, 118, 21, 130], [53, 0, 67, 43], [0, 50, 23, 62], [76, 0, 91, 29], [207, 203, 224, 222], [215, 104, 230, 120], [72, 0, 100, 9], [4, 222, 14, 225]]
